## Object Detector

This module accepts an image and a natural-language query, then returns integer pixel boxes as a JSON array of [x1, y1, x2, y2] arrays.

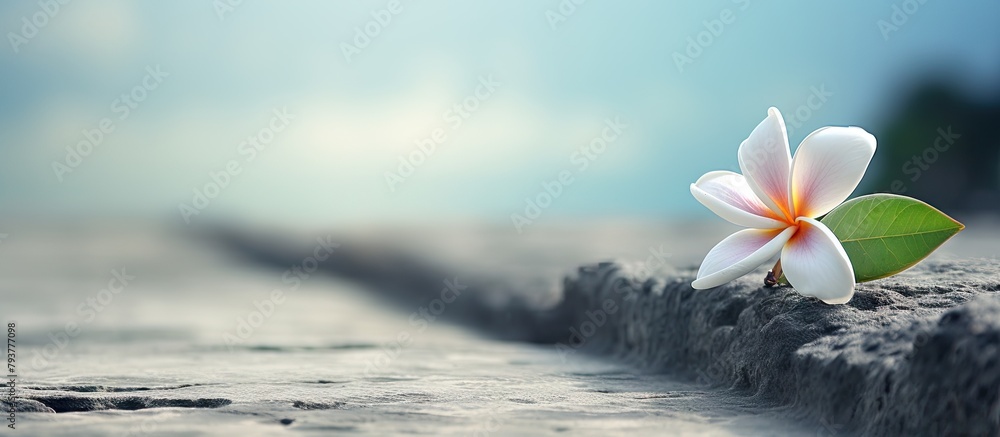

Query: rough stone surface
[[223, 226, 1000, 434], [25, 396, 233, 413], [12, 222, 991, 437], [14, 399, 55, 413], [217, 225, 1000, 435], [558, 259, 1000, 436]]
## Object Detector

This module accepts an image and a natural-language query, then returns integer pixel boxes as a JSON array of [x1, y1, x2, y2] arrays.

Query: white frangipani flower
[[690, 107, 876, 304]]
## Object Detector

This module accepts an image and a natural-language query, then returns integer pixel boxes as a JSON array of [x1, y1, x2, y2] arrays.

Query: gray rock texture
[[221, 225, 1000, 436], [559, 260, 1000, 436], [7, 222, 998, 435], [13, 399, 55, 413], [25, 396, 232, 413]]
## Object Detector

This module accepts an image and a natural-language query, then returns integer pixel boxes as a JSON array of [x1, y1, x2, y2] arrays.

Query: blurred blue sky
[[1, 0, 998, 227]]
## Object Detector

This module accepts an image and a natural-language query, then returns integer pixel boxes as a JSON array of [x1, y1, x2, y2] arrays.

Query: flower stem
[[764, 260, 782, 287]]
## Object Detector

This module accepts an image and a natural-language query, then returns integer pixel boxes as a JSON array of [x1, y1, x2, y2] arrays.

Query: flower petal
[[738, 107, 793, 221], [781, 217, 855, 304], [790, 126, 877, 218], [692, 226, 796, 289], [691, 171, 788, 229]]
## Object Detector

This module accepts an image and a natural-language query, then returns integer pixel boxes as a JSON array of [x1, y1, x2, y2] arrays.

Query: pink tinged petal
[[692, 226, 797, 289], [790, 126, 877, 218], [738, 107, 793, 221], [781, 218, 855, 304], [690, 171, 788, 229]]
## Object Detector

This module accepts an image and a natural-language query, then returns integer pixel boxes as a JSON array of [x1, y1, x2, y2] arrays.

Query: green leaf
[[819, 194, 964, 282]]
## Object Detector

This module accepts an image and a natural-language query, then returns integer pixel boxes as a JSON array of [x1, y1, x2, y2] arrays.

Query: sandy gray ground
[[2, 222, 814, 436], [3, 218, 999, 435]]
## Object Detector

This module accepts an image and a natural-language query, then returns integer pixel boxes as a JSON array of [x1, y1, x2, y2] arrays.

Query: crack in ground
[[26, 395, 232, 413], [25, 383, 211, 393]]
